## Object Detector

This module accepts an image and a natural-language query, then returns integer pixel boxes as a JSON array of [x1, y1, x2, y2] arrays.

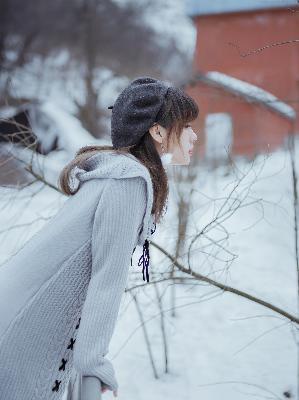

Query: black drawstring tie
[[138, 239, 150, 282], [130, 221, 156, 282]]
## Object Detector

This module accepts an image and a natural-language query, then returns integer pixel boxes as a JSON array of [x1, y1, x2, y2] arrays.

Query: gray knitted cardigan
[[0, 151, 157, 400]]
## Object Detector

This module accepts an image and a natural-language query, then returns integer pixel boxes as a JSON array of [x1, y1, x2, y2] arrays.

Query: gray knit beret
[[108, 76, 171, 148]]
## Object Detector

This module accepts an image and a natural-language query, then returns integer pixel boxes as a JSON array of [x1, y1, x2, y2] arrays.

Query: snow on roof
[[193, 71, 296, 120], [0, 101, 38, 119], [39, 101, 98, 154], [0, 100, 102, 155], [185, 0, 299, 17]]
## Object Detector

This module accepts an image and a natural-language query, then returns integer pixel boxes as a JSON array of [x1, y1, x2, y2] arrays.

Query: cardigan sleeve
[[72, 177, 147, 392]]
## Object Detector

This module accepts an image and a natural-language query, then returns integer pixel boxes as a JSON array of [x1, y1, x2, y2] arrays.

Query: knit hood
[[73, 150, 156, 248]]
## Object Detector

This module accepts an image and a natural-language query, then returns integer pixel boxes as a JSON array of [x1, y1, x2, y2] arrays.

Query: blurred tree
[[0, 0, 192, 136]]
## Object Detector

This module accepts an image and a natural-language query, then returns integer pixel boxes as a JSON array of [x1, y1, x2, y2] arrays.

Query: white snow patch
[[38, 101, 98, 155]]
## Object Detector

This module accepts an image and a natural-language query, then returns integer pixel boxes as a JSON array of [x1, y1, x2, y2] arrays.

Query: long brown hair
[[58, 85, 199, 225]]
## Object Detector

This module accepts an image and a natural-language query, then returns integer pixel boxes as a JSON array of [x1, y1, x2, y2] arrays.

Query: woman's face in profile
[[152, 123, 198, 166], [149, 123, 197, 165], [170, 124, 198, 165]]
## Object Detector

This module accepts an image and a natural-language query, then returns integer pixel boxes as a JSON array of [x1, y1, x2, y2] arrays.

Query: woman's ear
[[149, 123, 162, 143]]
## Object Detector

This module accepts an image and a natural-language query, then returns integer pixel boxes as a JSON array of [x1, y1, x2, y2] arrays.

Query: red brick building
[[184, 1, 299, 163]]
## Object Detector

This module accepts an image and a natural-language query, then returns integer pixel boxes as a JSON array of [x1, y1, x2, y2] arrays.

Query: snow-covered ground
[[0, 137, 298, 399]]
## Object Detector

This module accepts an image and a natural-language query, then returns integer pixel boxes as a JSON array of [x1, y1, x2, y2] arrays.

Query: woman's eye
[[185, 124, 191, 128]]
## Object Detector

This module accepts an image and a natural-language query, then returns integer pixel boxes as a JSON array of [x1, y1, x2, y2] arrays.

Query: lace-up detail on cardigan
[[131, 219, 156, 282]]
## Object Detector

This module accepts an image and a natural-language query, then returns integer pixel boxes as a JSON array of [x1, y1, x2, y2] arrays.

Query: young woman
[[0, 76, 198, 400]]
